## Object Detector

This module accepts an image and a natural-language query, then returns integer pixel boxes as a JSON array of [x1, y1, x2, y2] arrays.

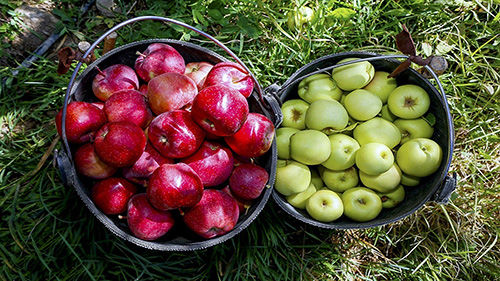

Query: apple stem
[[178, 209, 185, 216], [233, 75, 250, 84], [95, 66, 106, 77], [136, 51, 147, 58]]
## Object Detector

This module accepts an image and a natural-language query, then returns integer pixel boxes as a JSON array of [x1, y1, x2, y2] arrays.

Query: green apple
[[343, 89, 382, 121], [355, 143, 394, 175], [310, 168, 324, 189], [276, 127, 299, 159], [290, 130, 331, 165], [380, 104, 397, 122], [393, 118, 434, 144], [363, 71, 397, 103], [286, 182, 316, 209], [377, 185, 405, 208], [359, 164, 401, 193], [396, 138, 442, 177], [353, 117, 401, 149], [331, 58, 375, 91], [387, 84, 430, 119], [319, 166, 359, 193], [305, 100, 349, 134], [306, 190, 344, 222], [287, 6, 315, 30], [401, 173, 420, 186], [281, 99, 309, 129], [275, 160, 311, 196], [342, 187, 382, 222], [298, 73, 342, 103], [322, 134, 360, 170]]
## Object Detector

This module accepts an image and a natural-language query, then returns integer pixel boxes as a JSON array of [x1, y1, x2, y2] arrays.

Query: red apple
[[138, 84, 148, 96], [91, 177, 137, 215], [104, 89, 152, 128], [229, 163, 269, 200], [225, 113, 275, 158], [55, 101, 107, 144], [92, 64, 139, 101], [127, 193, 175, 241], [184, 62, 213, 90], [183, 189, 239, 239], [191, 85, 249, 136], [147, 163, 203, 210], [147, 72, 198, 115], [221, 185, 253, 214], [148, 110, 205, 158], [182, 141, 234, 187], [91, 102, 104, 110], [94, 122, 147, 167], [122, 143, 173, 186], [203, 62, 254, 98], [135, 43, 185, 82], [74, 143, 117, 179]]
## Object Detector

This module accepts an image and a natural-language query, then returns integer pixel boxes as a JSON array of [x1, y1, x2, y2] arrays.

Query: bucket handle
[[61, 16, 265, 161]]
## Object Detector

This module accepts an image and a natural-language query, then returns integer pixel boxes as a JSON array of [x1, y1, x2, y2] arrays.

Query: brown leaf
[[57, 47, 76, 75], [395, 24, 416, 56], [388, 59, 411, 78]]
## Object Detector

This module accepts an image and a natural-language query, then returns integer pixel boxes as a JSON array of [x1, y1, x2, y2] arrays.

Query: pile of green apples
[[275, 58, 443, 223]]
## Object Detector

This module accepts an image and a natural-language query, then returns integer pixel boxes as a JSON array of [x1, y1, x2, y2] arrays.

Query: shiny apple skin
[[134, 43, 185, 82], [92, 64, 139, 101], [203, 62, 254, 98], [147, 72, 198, 115], [225, 113, 275, 158], [55, 101, 107, 144], [91, 177, 137, 215]]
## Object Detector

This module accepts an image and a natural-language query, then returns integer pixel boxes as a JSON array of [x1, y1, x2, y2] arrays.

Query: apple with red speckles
[[229, 163, 269, 200], [55, 101, 107, 144], [221, 185, 253, 214], [127, 193, 175, 241], [104, 89, 152, 129], [225, 113, 275, 158], [74, 143, 117, 179], [122, 143, 173, 186], [148, 110, 205, 159], [183, 189, 239, 239], [135, 43, 185, 82], [203, 62, 254, 98], [91, 177, 137, 214], [182, 141, 234, 187], [147, 72, 198, 115], [138, 84, 148, 96], [191, 85, 249, 136], [184, 62, 213, 90], [94, 122, 147, 167], [92, 64, 139, 101], [147, 163, 203, 210]]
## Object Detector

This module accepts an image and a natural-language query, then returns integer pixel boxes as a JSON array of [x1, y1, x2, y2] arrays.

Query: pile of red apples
[[56, 43, 275, 241]]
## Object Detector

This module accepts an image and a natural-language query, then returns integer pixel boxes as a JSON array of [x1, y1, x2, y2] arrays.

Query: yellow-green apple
[[305, 99, 348, 134], [363, 71, 397, 103], [321, 133, 360, 170], [310, 168, 324, 189], [287, 6, 314, 30], [393, 118, 434, 144], [376, 185, 405, 208], [298, 73, 342, 103], [355, 143, 394, 175], [396, 138, 442, 177], [353, 117, 401, 149], [306, 190, 344, 222], [290, 130, 331, 165], [286, 182, 316, 209], [343, 89, 382, 121], [388, 84, 430, 119], [401, 173, 420, 186], [55, 101, 107, 144], [92, 64, 139, 101], [380, 104, 397, 122], [342, 187, 382, 222], [135, 43, 185, 82], [331, 58, 375, 91], [276, 127, 299, 159], [319, 166, 359, 192], [281, 99, 309, 129], [275, 160, 311, 196], [359, 164, 401, 193]]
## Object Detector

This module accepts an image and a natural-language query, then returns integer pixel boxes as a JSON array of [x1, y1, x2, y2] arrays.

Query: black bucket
[[55, 17, 281, 251], [267, 52, 456, 229]]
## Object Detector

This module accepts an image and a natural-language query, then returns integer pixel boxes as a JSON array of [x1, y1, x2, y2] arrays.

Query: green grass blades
[[1, 0, 499, 280]]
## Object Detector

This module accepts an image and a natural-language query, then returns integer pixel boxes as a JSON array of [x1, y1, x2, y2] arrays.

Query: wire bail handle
[[61, 16, 264, 161]]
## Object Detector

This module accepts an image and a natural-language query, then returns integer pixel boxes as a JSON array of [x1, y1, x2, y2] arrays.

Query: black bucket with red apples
[[269, 51, 456, 229], [55, 17, 281, 251]]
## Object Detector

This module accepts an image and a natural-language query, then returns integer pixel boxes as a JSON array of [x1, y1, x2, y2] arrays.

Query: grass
[[1, 0, 499, 280]]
